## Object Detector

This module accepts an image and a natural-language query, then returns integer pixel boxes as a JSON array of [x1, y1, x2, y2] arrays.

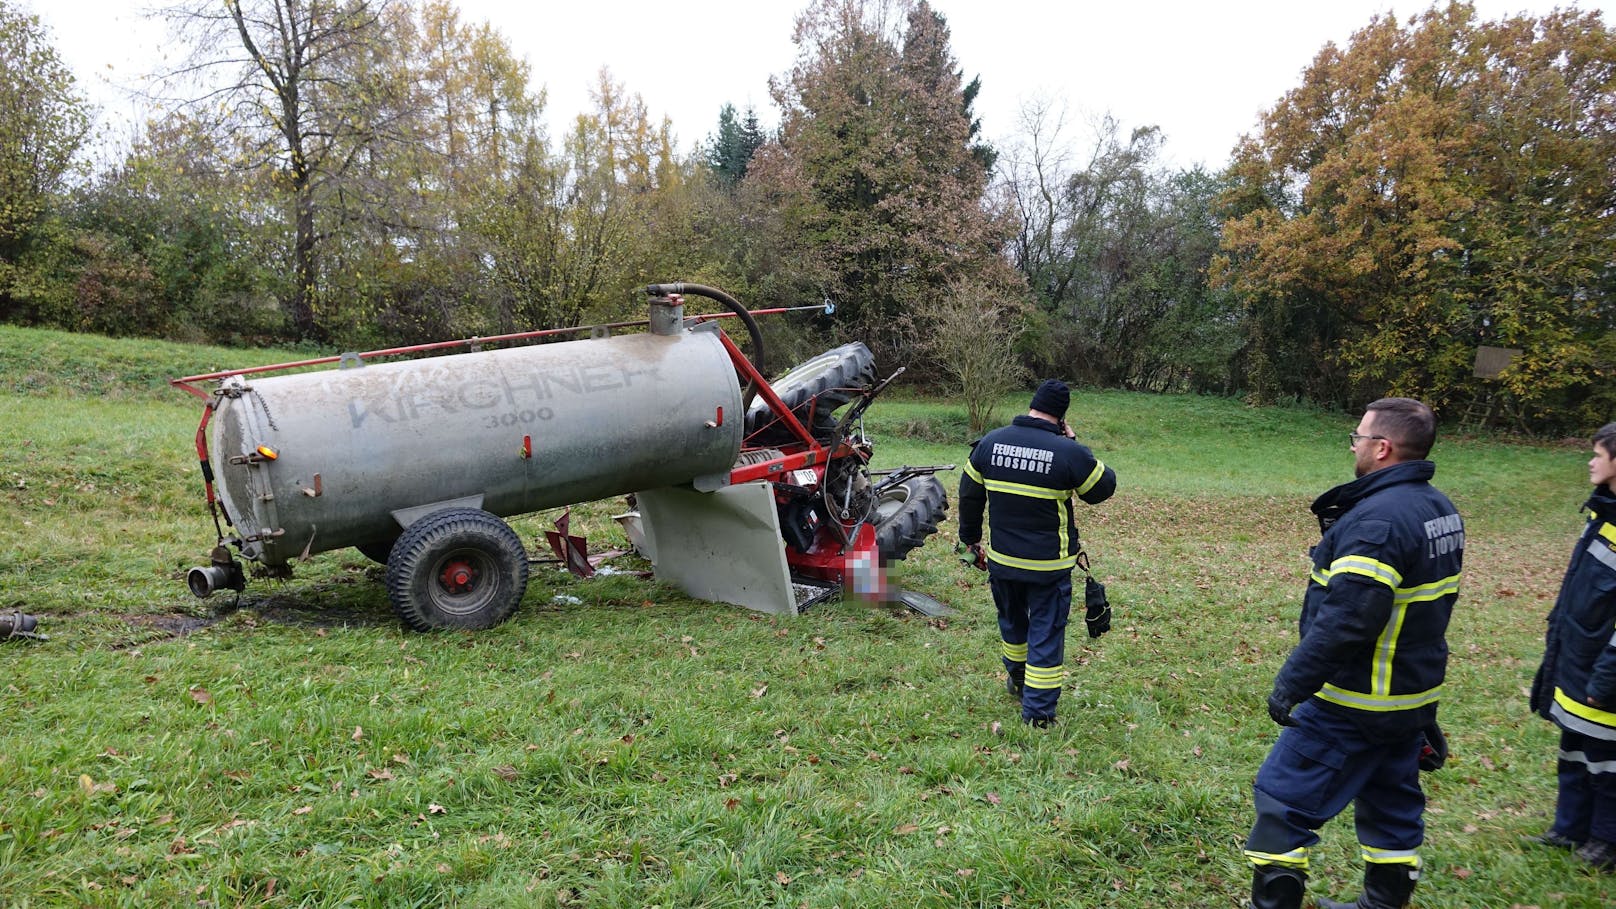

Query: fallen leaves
[[78, 775, 116, 797]]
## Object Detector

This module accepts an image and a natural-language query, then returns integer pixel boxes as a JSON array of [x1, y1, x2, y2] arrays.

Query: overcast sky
[[35, 0, 1602, 171]]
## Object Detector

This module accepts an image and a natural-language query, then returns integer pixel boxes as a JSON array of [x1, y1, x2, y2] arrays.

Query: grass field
[[0, 324, 1610, 907]]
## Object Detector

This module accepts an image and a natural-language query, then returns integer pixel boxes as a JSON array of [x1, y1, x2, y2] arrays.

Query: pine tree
[[705, 103, 765, 190], [750, 0, 1018, 358]]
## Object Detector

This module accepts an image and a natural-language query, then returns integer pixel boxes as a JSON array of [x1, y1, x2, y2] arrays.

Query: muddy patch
[[117, 594, 393, 645], [245, 594, 392, 629]]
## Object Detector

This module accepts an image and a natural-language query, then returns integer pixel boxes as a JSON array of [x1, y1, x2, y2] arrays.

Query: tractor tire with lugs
[[872, 475, 948, 563], [745, 342, 876, 445]]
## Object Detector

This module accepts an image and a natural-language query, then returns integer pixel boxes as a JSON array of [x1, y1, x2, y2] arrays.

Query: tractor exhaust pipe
[[187, 547, 246, 598]]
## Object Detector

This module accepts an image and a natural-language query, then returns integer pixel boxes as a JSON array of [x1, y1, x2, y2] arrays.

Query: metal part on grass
[[0, 610, 46, 641]]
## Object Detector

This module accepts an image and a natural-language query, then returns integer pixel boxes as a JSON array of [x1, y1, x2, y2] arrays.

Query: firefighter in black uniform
[[957, 380, 1117, 728], [1245, 397, 1463, 909], [1527, 421, 1616, 871]]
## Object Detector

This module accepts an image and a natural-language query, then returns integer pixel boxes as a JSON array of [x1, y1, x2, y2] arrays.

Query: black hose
[[646, 283, 766, 411]]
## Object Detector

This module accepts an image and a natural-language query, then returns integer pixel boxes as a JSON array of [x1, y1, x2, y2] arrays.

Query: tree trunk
[[292, 182, 318, 340]]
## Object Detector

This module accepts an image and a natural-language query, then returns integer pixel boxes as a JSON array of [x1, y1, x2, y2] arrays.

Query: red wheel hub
[[440, 559, 477, 594]]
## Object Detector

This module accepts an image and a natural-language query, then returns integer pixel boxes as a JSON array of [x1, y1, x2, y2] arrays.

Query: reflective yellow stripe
[[1372, 601, 1409, 695], [1000, 640, 1027, 662], [1395, 574, 1461, 604], [1313, 567, 1458, 604], [986, 546, 1078, 572], [1316, 683, 1442, 711], [980, 478, 1067, 499], [1058, 497, 1072, 566], [1024, 664, 1064, 689], [976, 466, 1081, 572], [1076, 460, 1107, 495], [1244, 847, 1308, 870], [964, 461, 985, 483], [1555, 687, 1616, 727], [1329, 555, 1402, 589], [1599, 521, 1616, 545], [1361, 846, 1420, 867], [1309, 568, 1458, 696]]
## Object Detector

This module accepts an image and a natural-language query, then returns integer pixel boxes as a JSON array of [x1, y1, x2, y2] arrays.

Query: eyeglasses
[[1348, 432, 1387, 447]]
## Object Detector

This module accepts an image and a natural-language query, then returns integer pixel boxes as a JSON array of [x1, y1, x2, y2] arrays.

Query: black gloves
[[1418, 722, 1448, 772], [1529, 662, 1553, 717], [1083, 575, 1111, 638], [1267, 690, 1300, 727]]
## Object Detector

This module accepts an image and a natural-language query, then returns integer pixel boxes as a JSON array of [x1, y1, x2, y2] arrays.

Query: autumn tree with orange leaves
[[1217, 2, 1616, 431]]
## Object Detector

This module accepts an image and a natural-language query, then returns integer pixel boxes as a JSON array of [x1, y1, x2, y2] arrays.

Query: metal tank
[[208, 324, 744, 569]]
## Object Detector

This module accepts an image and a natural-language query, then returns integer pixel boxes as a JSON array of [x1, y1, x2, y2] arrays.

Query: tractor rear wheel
[[872, 475, 948, 562], [745, 342, 875, 444], [385, 508, 529, 631]]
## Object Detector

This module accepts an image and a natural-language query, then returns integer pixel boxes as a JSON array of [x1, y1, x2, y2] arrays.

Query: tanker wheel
[[355, 538, 396, 565], [872, 475, 949, 563], [745, 342, 876, 445], [385, 508, 529, 632]]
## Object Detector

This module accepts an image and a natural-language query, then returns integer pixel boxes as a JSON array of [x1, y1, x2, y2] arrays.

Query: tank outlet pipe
[[645, 283, 767, 411], [187, 546, 247, 598], [648, 295, 684, 337], [0, 610, 43, 640]]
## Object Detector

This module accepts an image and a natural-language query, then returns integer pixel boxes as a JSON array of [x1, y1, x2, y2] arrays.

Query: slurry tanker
[[175, 285, 950, 630]]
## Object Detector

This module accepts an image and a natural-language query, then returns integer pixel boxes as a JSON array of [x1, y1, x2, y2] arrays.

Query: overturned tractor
[[175, 284, 950, 630]]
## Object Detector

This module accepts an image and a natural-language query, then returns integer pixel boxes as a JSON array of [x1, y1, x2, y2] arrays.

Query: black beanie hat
[[1029, 379, 1070, 420]]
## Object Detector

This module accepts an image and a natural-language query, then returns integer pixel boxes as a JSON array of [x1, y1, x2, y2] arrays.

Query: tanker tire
[[355, 538, 396, 565], [385, 508, 529, 632], [746, 342, 876, 445], [872, 475, 948, 563]]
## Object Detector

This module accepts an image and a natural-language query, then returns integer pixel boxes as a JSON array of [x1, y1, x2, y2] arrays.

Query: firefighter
[[1245, 397, 1464, 909], [957, 379, 1117, 728], [1526, 422, 1616, 871]]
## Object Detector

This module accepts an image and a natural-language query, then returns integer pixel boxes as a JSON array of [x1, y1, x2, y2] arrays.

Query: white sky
[[34, 0, 1603, 171]]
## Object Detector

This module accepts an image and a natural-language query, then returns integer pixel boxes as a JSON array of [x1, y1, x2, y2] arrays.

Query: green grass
[[1, 325, 1609, 907]]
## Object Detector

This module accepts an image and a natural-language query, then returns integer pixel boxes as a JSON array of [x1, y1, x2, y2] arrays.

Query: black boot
[[1316, 862, 1418, 909], [1250, 864, 1306, 909]]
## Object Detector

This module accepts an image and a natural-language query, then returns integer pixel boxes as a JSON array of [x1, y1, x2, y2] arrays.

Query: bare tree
[[155, 0, 397, 339], [903, 276, 1029, 435], [1000, 99, 1235, 390]]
